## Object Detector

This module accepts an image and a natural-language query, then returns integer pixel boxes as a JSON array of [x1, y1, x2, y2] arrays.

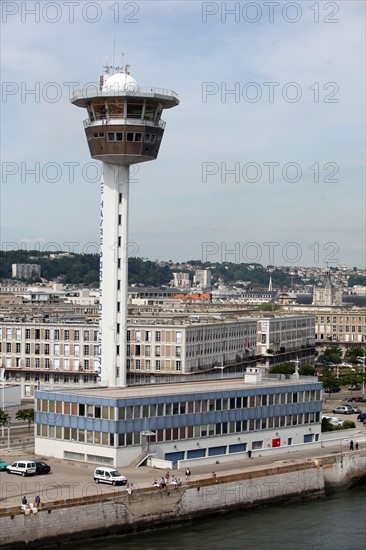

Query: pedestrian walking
[[355, 441, 359, 451], [349, 440, 354, 451], [34, 495, 41, 508], [185, 468, 191, 481], [21, 496, 27, 506]]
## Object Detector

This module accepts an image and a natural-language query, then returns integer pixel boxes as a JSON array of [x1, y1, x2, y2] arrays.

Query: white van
[[93, 467, 127, 486], [6, 460, 36, 477]]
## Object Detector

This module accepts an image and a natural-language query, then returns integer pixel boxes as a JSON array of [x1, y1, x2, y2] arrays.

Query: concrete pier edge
[[1, 449, 365, 549]]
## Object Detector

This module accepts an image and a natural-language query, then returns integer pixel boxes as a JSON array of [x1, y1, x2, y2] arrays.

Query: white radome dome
[[102, 72, 139, 93]]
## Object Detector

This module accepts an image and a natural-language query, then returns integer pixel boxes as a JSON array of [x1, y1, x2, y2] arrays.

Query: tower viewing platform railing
[[83, 116, 166, 129], [71, 86, 179, 102]]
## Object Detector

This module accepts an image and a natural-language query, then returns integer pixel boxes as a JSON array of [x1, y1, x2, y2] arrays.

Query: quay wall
[[1, 453, 365, 549]]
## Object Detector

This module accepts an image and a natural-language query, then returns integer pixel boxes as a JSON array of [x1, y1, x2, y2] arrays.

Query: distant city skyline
[[1, 1, 365, 268]]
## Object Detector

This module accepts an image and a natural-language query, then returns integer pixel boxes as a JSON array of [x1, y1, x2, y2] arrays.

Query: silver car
[[332, 405, 353, 415]]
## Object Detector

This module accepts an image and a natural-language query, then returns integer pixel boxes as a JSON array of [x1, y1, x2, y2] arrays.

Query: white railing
[[72, 86, 178, 102], [83, 117, 166, 129]]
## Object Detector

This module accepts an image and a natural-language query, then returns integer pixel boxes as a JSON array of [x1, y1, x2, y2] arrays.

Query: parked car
[[35, 461, 51, 475], [0, 459, 9, 472], [324, 386, 341, 393], [354, 396, 366, 403], [94, 467, 127, 486], [322, 415, 344, 426], [357, 412, 366, 422], [332, 405, 354, 415], [6, 460, 36, 477], [346, 405, 361, 414], [348, 385, 361, 391]]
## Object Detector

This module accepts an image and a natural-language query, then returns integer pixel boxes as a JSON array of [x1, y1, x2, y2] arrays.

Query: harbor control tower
[[71, 64, 179, 387]]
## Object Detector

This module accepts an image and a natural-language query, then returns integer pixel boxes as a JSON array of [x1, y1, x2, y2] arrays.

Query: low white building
[[35, 373, 323, 468]]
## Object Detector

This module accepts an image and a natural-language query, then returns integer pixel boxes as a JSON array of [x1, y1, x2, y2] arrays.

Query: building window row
[[37, 390, 320, 420], [107, 131, 147, 143], [1, 328, 96, 342], [36, 411, 320, 447]]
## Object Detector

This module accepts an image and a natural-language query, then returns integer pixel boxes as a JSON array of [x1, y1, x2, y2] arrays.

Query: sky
[[1, 0, 365, 269]]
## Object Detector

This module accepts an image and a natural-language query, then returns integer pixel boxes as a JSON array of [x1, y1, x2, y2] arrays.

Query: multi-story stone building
[[126, 316, 258, 378], [172, 272, 190, 288], [0, 313, 100, 398], [11, 264, 41, 280], [257, 315, 315, 356], [194, 269, 212, 289], [281, 303, 366, 353], [1, 305, 317, 397], [314, 309, 366, 346]]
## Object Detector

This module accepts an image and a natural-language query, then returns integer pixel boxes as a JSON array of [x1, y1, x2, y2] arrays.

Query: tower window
[[127, 103, 143, 118], [107, 132, 124, 142], [144, 105, 156, 121], [145, 134, 156, 144]]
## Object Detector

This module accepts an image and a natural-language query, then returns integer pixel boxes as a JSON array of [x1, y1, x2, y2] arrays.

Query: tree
[[319, 347, 342, 365], [269, 363, 294, 375], [321, 417, 333, 432], [15, 408, 34, 431], [321, 375, 341, 396], [0, 409, 10, 428], [344, 347, 364, 364], [299, 365, 316, 376]]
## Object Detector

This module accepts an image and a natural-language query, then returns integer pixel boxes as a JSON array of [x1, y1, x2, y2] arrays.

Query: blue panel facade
[[35, 381, 323, 445]]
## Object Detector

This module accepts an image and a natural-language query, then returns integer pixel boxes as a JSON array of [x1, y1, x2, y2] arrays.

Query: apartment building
[[126, 317, 258, 376], [193, 269, 212, 289], [314, 310, 366, 345], [257, 315, 315, 356], [11, 264, 41, 280], [0, 315, 100, 398], [1, 303, 315, 398]]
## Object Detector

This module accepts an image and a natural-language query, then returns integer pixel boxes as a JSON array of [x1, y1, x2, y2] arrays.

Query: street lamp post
[[7, 420, 10, 451], [356, 355, 366, 396], [289, 357, 300, 379], [0, 368, 5, 438]]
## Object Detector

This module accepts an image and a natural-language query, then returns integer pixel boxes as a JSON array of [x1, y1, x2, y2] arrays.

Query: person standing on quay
[[349, 440, 354, 451]]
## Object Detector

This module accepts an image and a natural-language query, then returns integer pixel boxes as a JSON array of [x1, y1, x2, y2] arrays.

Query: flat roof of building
[[38, 375, 320, 399]]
